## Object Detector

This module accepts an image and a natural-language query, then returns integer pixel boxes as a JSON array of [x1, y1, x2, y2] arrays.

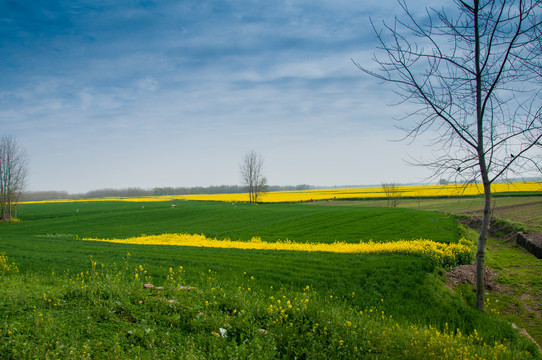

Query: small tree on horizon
[[381, 182, 401, 207], [356, 0, 542, 311], [239, 150, 267, 203], [0, 135, 28, 221]]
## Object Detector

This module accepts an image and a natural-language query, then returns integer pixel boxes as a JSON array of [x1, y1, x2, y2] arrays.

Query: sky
[[1, 0, 438, 193]]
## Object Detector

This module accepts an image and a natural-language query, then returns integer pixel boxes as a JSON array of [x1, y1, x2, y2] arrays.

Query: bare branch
[[0, 135, 28, 221], [239, 150, 267, 203], [356, 0, 542, 312]]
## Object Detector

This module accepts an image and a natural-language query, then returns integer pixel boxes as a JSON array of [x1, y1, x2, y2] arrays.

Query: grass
[[484, 237, 542, 347], [12, 200, 462, 243], [334, 195, 542, 349], [2, 236, 469, 329], [0, 254, 537, 359], [1, 200, 540, 358]]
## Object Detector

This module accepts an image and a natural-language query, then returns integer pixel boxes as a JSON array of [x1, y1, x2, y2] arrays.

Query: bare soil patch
[[446, 264, 499, 290]]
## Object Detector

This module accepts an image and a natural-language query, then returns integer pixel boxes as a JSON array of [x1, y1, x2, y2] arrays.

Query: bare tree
[[356, 0, 542, 311], [381, 182, 401, 207], [0, 135, 29, 221], [239, 150, 267, 203]]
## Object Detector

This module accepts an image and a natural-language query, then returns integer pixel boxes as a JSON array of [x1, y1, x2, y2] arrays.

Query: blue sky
[[1, 0, 435, 193]]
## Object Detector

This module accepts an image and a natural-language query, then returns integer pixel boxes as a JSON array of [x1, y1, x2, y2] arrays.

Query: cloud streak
[[0, 0, 436, 192]]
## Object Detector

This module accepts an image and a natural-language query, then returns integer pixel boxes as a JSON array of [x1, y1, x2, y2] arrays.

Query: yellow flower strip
[[83, 233, 473, 267], [24, 181, 541, 204]]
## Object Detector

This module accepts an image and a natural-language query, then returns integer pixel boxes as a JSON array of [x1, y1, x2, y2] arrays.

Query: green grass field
[[1, 200, 540, 358], [13, 200, 462, 243]]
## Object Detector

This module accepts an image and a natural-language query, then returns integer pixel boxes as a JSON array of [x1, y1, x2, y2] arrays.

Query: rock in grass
[[178, 285, 196, 291], [144, 283, 195, 291]]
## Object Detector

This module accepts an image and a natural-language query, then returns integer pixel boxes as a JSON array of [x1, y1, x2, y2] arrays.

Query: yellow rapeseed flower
[[22, 181, 541, 204], [82, 233, 473, 266]]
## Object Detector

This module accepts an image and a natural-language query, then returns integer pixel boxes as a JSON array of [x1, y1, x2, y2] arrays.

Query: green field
[[1, 200, 540, 358], [14, 200, 462, 242]]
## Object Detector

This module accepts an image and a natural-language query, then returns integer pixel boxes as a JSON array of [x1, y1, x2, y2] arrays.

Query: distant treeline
[[21, 184, 314, 201], [152, 184, 312, 195], [20, 191, 72, 202]]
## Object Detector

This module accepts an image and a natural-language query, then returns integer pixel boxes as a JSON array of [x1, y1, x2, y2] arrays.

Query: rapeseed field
[[83, 233, 473, 267], [23, 181, 542, 204]]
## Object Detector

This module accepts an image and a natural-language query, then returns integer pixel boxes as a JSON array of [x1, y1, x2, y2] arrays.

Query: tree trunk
[[475, 180, 491, 311], [473, 0, 491, 298], [5, 196, 12, 221]]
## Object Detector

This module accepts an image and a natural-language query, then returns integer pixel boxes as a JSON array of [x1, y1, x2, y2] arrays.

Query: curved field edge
[[0, 254, 539, 359]]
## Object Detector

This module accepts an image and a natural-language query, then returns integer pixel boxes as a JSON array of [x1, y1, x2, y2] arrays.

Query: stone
[[178, 286, 196, 291]]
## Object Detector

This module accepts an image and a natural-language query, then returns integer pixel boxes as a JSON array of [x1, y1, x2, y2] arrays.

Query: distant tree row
[[154, 184, 312, 196], [84, 187, 152, 198], [20, 184, 314, 201], [152, 185, 245, 196], [19, 191, 70, 202]]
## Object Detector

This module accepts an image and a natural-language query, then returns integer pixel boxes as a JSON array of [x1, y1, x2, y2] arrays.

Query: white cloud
[[137, 76, 159, 92], [1, 0, 441, 193]]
